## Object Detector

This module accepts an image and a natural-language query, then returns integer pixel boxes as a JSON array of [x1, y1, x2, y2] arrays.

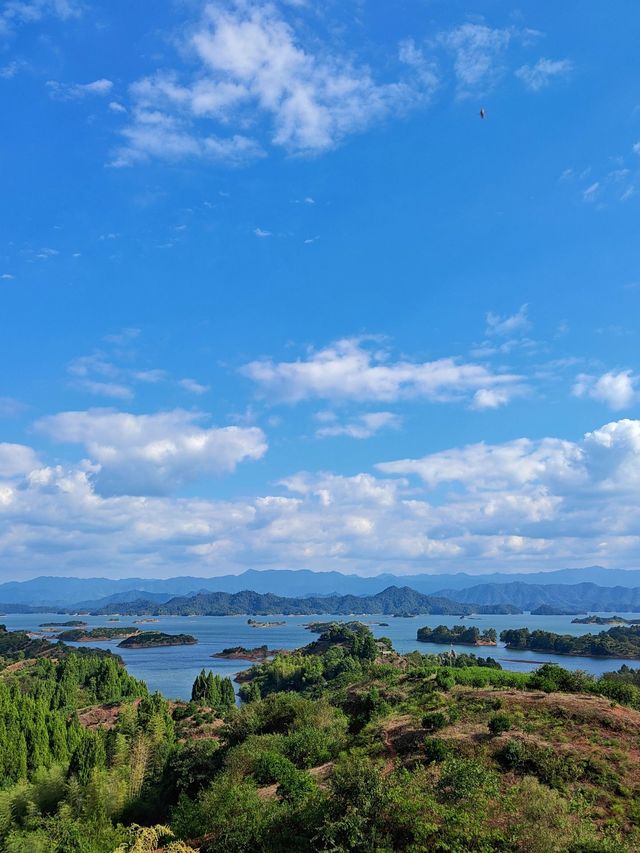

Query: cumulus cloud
[[0, 443, 40, 477], [4, 418, 640, 576], [573, 370, 638, 410], [377, 437, 583, 491], [111, 1, 434, 166], [47, 78, 113, 100], [35, 408, 267, 495], [515, 57, 573, 91], [241, 337, 524, 406]]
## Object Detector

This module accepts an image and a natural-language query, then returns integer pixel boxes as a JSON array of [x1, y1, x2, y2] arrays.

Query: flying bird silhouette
[[479, 108, 486, 119]]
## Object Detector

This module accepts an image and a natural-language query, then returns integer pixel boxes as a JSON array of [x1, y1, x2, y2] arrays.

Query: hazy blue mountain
[[437, 582, 640, 612], [75, 590, 177, 609], [3, 566, 640, 607]]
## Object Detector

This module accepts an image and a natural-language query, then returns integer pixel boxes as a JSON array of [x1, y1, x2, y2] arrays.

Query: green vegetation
[[117, 632, 197, 649], [40, 621, 88, 628], [501, 624, 640, 657], [191, 670, 235, 714], [57, 627, 140, 642], [92, 585, 523, 617], [213, 645, 280, 661], [2, 621, 640, 850], [531, 605, 584, 615], [572, 615, 640, 625], [417, 624, 497, 646]]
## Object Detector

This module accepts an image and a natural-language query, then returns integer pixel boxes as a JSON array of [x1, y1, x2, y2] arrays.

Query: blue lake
[[2, 611, 637, 700]]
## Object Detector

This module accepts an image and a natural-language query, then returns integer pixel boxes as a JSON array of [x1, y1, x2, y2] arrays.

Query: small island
[[417, 625, 497, 646], [39, 620, 88, 628], [247, 618, 286, 628], [305, 620, 365, 634], [117, 631, 197, 649], [212, 645, 286, 661], [500, 625, 640, 658], [571, 615, 640, 626], [531, 605, 585, 616], [134, 618, 160, 624], [57, 627, 140, 642]]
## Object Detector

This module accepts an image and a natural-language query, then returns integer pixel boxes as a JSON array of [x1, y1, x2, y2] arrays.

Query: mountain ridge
[[4, 565, 640, 606]]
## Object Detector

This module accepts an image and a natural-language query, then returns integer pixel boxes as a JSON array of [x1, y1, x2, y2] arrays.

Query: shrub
[[422, 711, 449, 733], [437, 758, 496, 802], [423, 737, 450, 764], [253, 751, 296, 786], [488, 713, 512, 735], [435, 672, 455, 692]]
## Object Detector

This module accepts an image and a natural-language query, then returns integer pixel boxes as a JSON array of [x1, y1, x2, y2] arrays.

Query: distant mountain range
[[90, 586, 522, 617], [4, 565, 640, 607], [440, 582, 640, 612]]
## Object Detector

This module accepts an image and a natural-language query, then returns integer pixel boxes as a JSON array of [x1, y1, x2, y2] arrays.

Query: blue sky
[[1, 0, 640, 579]]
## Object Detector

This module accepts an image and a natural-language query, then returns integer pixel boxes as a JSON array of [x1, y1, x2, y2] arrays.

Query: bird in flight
[[479, 108, 486, 119]]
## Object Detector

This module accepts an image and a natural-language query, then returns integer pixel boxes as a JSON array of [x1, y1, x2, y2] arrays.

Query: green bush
[[488, 713, 512, 735], [422, 711, 449, 732], [423, 737, 450, 764], [253, 751, 296, 786]]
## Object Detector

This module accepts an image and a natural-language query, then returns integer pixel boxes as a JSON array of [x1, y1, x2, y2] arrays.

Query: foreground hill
[[1, 620, 640, 851], [91, 585, 522, 617]]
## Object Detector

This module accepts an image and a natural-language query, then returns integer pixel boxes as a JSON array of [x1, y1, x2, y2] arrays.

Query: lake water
[[1, 611, 637, 701]]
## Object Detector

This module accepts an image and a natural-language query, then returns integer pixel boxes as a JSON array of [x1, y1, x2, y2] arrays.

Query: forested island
[[117, 631, 197, 648], [572, 615, 640, 625], [90, 585, 523, 617], [57, 626, 140, 642], [39, 620, 88, 628], [500, 625, 640, 658], [213, 645, 284, 661], [530, 605, 585, 616], [1, 620, 640, 849], [417, 624, 498, 646]]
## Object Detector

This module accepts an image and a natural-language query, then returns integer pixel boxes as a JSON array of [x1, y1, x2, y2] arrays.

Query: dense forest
[[417, 624, 497, 646], [500, 625, 640, 658], [1, 620, 640, 850]]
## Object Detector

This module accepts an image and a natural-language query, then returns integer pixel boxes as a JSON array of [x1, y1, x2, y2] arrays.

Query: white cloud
[[316, 411, 402, 439], [0, 0, 82, 38], [179, 378, 210, 395], [1, 273, 14, 280], [471, 388, 513, 410], [486, 304, 530, 336], [583, 181, 600, 202], [5, 417, 640, 576], [241, 337, 524, 406], [110, 108, 263, 167], [254, 227, 272, 238], [573, 370, 638, 411], [35, 408, 267, 496], [112, 1, 434, 166], [437, 23, 513, 96], [47, 78, 113, 100], [515, 57, 573, 91], [377, 437, 582, 491], [108, 101, 127, 113], [0, 443, 40, 477]]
